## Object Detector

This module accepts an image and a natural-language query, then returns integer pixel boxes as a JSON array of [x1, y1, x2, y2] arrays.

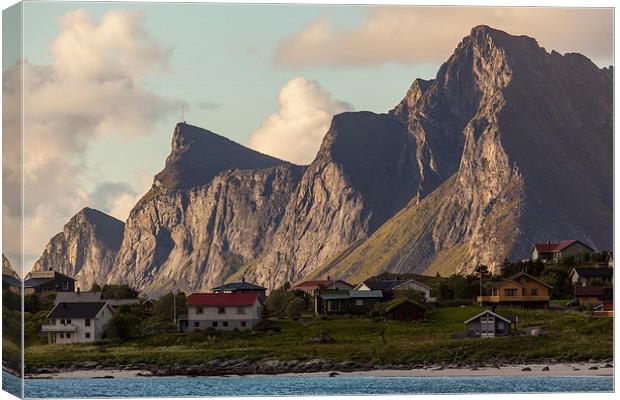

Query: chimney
[[77, 287, 80, 295], [546, 240, 551, 245], [242, 277, 245, 283]]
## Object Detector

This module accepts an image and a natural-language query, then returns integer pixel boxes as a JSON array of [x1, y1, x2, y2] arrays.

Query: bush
[[106, 312, 142, 340], [286, 297, 307, 319]]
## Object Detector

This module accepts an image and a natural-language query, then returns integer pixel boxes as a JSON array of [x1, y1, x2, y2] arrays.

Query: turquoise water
[[3, 372, 611, 398]]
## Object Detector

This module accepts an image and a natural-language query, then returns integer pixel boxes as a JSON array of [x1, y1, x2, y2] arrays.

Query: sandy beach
[[26, 362, 613, 379]]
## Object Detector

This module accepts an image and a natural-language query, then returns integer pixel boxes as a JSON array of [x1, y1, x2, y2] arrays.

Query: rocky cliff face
[[31, 208, 125, 290]]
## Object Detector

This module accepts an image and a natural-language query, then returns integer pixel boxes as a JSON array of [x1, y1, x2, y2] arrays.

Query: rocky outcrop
[[31, 208, 124, 290]]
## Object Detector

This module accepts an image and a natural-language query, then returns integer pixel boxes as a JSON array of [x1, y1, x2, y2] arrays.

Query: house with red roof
[[290, 278, 354, 293], [531, 240, 594, 263], [179, 292, 263, 332]]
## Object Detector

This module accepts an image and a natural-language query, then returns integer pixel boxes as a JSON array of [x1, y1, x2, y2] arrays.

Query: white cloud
[[248, 77, 353, 165], [2, 10, 175, 269], [275, 7, 613, 68]]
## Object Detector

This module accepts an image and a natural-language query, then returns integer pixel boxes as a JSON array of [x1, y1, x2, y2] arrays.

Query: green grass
[[25, 306, 612, 369]]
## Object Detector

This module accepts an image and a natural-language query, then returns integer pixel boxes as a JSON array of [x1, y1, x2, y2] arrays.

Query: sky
[[1, 2, 613, 272]]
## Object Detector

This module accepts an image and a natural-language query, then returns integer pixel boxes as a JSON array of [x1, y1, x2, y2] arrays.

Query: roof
[[533, 240, 594, 253], [492, 271, 553, 289], [319, 290, 383, 300], [571, 268, 613, 279], [211, 281, 266, 292], [2, 273, 21, 287], [575, 287, 613, 300], [464, 310, 513, 324], [106, 299, 140, 307], [186, 292, 259, 307], [292, 279, 353, 291], [24, 271, 75, 288], [54, 291, 103, 304], [384, 298, 425, 313], [359, 279, 431, 291], [47, 302, 108, 319]]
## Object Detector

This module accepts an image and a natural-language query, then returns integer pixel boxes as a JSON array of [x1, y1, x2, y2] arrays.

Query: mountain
[[310, 25, 612, 280], [31, 207, 125, 290], [2, 254, 18, 278]]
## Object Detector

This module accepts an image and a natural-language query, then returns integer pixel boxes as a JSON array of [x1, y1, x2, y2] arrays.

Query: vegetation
[[24, 306, 612, 369]]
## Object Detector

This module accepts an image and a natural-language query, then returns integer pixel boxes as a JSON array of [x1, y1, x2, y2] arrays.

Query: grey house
[[464, 310, 514, 338]]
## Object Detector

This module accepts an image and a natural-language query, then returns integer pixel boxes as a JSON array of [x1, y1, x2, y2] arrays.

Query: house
[[574, 286, 613, 308], [383, 298, 426, 321], [41, 302, 114, 344], [291, 278, 354, 293], [465, 310, 515, 338], [569, 267, 613, 287], [142, 298, 155, 314], [531, 240, 594, 263], [318, 290, 383, 315], [478, 272, 552, 309], [212, 279, 267, 301], [2, 273, 21, 294], [355, 279, 436, 302], [24, 270, 75, 294], [180, 292, 262, 332]]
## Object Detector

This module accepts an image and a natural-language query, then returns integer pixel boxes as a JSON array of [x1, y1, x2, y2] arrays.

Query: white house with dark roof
[[42, 302, 114, 344], [355, 279, 436, 302]]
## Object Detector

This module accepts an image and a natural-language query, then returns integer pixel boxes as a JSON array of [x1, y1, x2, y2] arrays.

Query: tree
[[398, 288, 426, 303], [473, 264, 489, 303], [90, 283, 102, 292], [153, 292, 187, 322], [286, 297, 307, 319], [106, 312, 142, 340], [101, 284, 139, 300]]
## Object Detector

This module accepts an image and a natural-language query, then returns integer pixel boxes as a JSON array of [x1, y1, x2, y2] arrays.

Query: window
[[236, 307, 245, 314], [85, 318, 91, 327], [218, 307, 226, 314], [62, 281, 69, 291], [66, 333, 71, 339], [212, 321, 218, 327], [85, 333, 91, 339], [196, 307, 203, 315], [241, 321, 247, 327], [60, 319, 65, 325], [66, 319, 71, 324], [503, 288, 518, 297], [60, 333, 64, 339], [223, 321, 229, 327], [355, 299, 363, 306], [194, 322, 200, 328], [531, 288, 539, 296]]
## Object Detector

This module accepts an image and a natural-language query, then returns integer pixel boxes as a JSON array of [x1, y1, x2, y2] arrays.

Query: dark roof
[[48, 302, 108, 319], [2, 273, 21, 287], [384, 298, 425, 313], [572, 268, 613, 279], [533, 240, 594, 253], [211, 281, 266, 291], [187, 293, 259, 307], [362, 280, 410, 290], [464, 309, 513, 324], [23, 277, 53, 288], [575, 287, 613, 300], [292, 280, 353, 290]]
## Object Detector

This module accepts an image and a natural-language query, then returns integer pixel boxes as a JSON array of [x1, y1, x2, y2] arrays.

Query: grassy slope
[[307, 176, 456, 283], [25, 307, 612, 369]]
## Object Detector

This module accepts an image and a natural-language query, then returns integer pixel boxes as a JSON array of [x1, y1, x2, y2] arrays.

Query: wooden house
[[24, 270, 75, 294], [384, 298, 426, 321], [478, 272, 551, 309], [464, 310, 514, 338], [318, 290, 383, 315]]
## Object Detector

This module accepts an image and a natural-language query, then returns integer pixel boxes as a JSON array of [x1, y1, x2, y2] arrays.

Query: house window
[[194, 322, 200, 328], [196, 307, 203, 315], [241, 321, 247, 327], [327, 301, 340, 312], [60, 333, 64, 339], [236, 307, 245, 314], [218, 307, 226, 314], [85, 319, 91, 327], [66, 319, 71, 324], [503, 288, 517, 297], [531, 288, 539, 296], [60, 319, 65, 325], [212, 321, 218, 327], [66, 333, 71, 339], [85, 333, 91, 339], [355, 299, 363, 306], [223, 321, 229, 327]]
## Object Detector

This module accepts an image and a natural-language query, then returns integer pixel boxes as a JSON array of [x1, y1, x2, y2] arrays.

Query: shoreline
[[24, 362, 614, 380]]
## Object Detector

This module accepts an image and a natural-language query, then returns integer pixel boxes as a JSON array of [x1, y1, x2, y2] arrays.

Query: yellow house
[[478, 272, 552, 309]]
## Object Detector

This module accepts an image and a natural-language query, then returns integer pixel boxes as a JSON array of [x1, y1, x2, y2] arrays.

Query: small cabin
[[465, 310, 514, 338], [384, 298, 426, 321]]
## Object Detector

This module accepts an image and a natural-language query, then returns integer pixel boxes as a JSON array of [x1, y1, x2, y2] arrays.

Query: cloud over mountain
[[248, 77, 353, 165]]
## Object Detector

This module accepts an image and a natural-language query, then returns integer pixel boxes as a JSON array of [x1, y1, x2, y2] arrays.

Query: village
[[2, 239, 614, 375]]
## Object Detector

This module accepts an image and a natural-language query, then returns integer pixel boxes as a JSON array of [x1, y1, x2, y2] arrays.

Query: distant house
[[212, 279, 267, 301], [318, 290, 383, 315], [478, 272, 552, 309], [574, 287, 613, 308], [291, 278, 354, 293], [142, 298, 155, 315], [569, 267, 613, 287], [465, 310, 515, 338], [355, 279, 436, 302], [383, 298, 426, 321], [531, 240, 594, 262], [180, 292, 262, 332], [42, 302, 114, 344], [2, 273, 20, 294], [24, 270, 75, 294]]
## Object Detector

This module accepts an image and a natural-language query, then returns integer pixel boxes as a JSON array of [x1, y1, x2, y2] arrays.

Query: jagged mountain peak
[[153, 122, 287, 191]]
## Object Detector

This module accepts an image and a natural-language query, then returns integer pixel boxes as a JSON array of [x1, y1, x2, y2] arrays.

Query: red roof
[[186, 292, 258, 307], [292, 280, 332, 290], [534, 240, 591, 253]]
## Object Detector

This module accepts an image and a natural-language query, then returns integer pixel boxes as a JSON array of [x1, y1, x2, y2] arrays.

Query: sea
[[2, 371, 613, 398]]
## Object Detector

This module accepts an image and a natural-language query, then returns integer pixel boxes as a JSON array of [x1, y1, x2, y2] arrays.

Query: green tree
[[153, 292, 187, 322], [101, 284, 139, 299], [106, 312, 142, 340], [90, 283, 102, 292], [397, 288, 426, 303], [286, 297, 307, 319]]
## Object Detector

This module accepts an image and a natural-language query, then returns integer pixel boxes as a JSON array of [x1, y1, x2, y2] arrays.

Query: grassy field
[[25, 306, 612, 369]]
